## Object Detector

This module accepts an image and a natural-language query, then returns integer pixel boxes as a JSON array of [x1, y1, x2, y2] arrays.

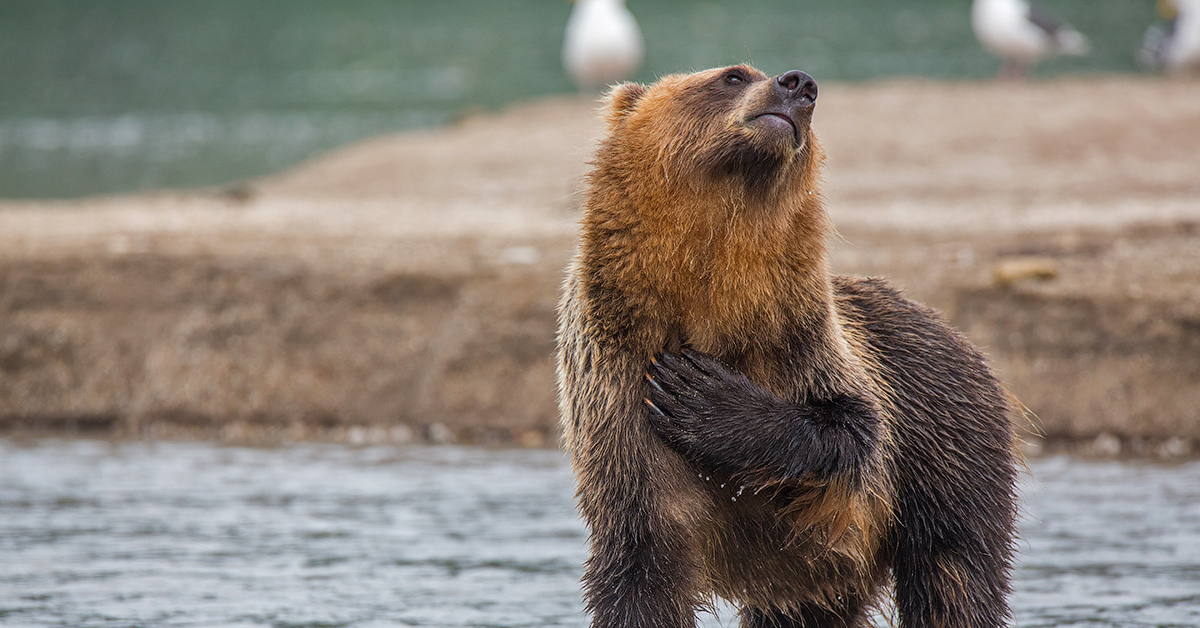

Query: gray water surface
[[1, 439, 1197, 627]]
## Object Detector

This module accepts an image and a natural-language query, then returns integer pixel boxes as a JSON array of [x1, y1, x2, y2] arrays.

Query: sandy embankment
[[2, 77, 1198, 455]]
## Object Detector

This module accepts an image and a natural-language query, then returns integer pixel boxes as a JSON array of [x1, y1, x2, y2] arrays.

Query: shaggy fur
[[556, 65, 1017, 628]]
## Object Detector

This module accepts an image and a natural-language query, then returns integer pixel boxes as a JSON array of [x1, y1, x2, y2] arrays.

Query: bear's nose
[[774, 70, 818, 105]]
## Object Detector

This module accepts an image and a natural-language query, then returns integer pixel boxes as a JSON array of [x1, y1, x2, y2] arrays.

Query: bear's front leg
[[562, 340, 707, 628], [581, 495, 703, 628], [644, 350, 880, 485]]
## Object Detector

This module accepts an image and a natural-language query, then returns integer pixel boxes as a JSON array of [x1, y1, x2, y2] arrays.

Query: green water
[[0, 1, 1157, 199]]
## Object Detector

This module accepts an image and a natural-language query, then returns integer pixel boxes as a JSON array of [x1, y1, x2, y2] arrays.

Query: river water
[[1, 1, 1161, 198], [1, 439, 1197, 628]]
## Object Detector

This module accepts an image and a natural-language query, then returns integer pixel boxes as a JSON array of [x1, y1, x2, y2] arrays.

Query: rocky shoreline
[[2, 76, 1198, 457]]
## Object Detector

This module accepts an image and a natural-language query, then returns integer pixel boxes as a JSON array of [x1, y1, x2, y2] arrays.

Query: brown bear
[[556, 65, 1018, 628]]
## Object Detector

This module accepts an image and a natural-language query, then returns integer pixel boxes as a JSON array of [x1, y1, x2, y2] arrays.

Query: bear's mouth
[[751, 112, 801, 146]]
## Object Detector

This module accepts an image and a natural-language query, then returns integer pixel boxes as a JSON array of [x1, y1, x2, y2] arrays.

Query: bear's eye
[[723, 71, 747, 86]]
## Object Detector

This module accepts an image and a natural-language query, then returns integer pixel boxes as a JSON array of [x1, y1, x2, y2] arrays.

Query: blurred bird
[[971, 0, 1090, 79], [1140, 0, 1200, 73], [562, 0, 644, 91]]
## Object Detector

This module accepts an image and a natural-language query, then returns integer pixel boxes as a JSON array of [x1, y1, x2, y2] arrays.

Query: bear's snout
[[774, 70, 818, 107]]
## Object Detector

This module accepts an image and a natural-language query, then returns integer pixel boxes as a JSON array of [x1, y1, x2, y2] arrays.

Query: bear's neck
[[581, 175, 853, 398]]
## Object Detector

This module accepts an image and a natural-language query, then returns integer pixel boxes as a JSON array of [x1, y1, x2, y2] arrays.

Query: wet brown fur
[[557, 66, 1017, 628]]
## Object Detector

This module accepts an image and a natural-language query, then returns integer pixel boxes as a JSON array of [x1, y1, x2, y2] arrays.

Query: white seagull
[[971, 0, 1089, 79], [1141, 0, 1200, 73], [562, 0, 644, 91]]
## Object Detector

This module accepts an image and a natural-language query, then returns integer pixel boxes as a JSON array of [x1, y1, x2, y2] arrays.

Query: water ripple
[[1, 439, 1197, 627]]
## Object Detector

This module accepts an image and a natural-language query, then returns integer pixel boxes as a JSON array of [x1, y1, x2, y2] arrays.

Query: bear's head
[[600, 65, 821, 194]]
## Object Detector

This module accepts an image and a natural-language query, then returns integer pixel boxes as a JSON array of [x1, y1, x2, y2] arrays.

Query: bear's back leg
[[835, 277, 1017, 628]]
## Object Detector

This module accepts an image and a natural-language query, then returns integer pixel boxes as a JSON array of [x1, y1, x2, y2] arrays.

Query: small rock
[[347, 426, 368, 445], [1090, 433, 1122, 457], [1156, 437, 1192, 459], [427, 423, 455, 444], [992, 257, 1060, 287]]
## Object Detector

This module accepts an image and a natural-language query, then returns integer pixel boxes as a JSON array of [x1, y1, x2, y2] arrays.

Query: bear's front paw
[[644, 350, 768, 462]]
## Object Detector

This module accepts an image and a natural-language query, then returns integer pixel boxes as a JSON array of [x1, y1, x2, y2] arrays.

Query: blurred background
[[0, 0, 1160, 199], [2, 2, 1199, 627]]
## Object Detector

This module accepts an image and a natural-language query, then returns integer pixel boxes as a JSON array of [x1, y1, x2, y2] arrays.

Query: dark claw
[[656, 352, 698, 386], [649, 357, 683, 390], [644, 398, 666, 416], [645, 373, 664, 392]]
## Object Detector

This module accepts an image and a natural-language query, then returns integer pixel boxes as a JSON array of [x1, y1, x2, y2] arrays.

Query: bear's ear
[[603, 82, 647, 125]]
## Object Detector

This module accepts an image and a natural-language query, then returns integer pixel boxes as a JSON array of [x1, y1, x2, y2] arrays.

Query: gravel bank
[[2, 76, 1198, 455]]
